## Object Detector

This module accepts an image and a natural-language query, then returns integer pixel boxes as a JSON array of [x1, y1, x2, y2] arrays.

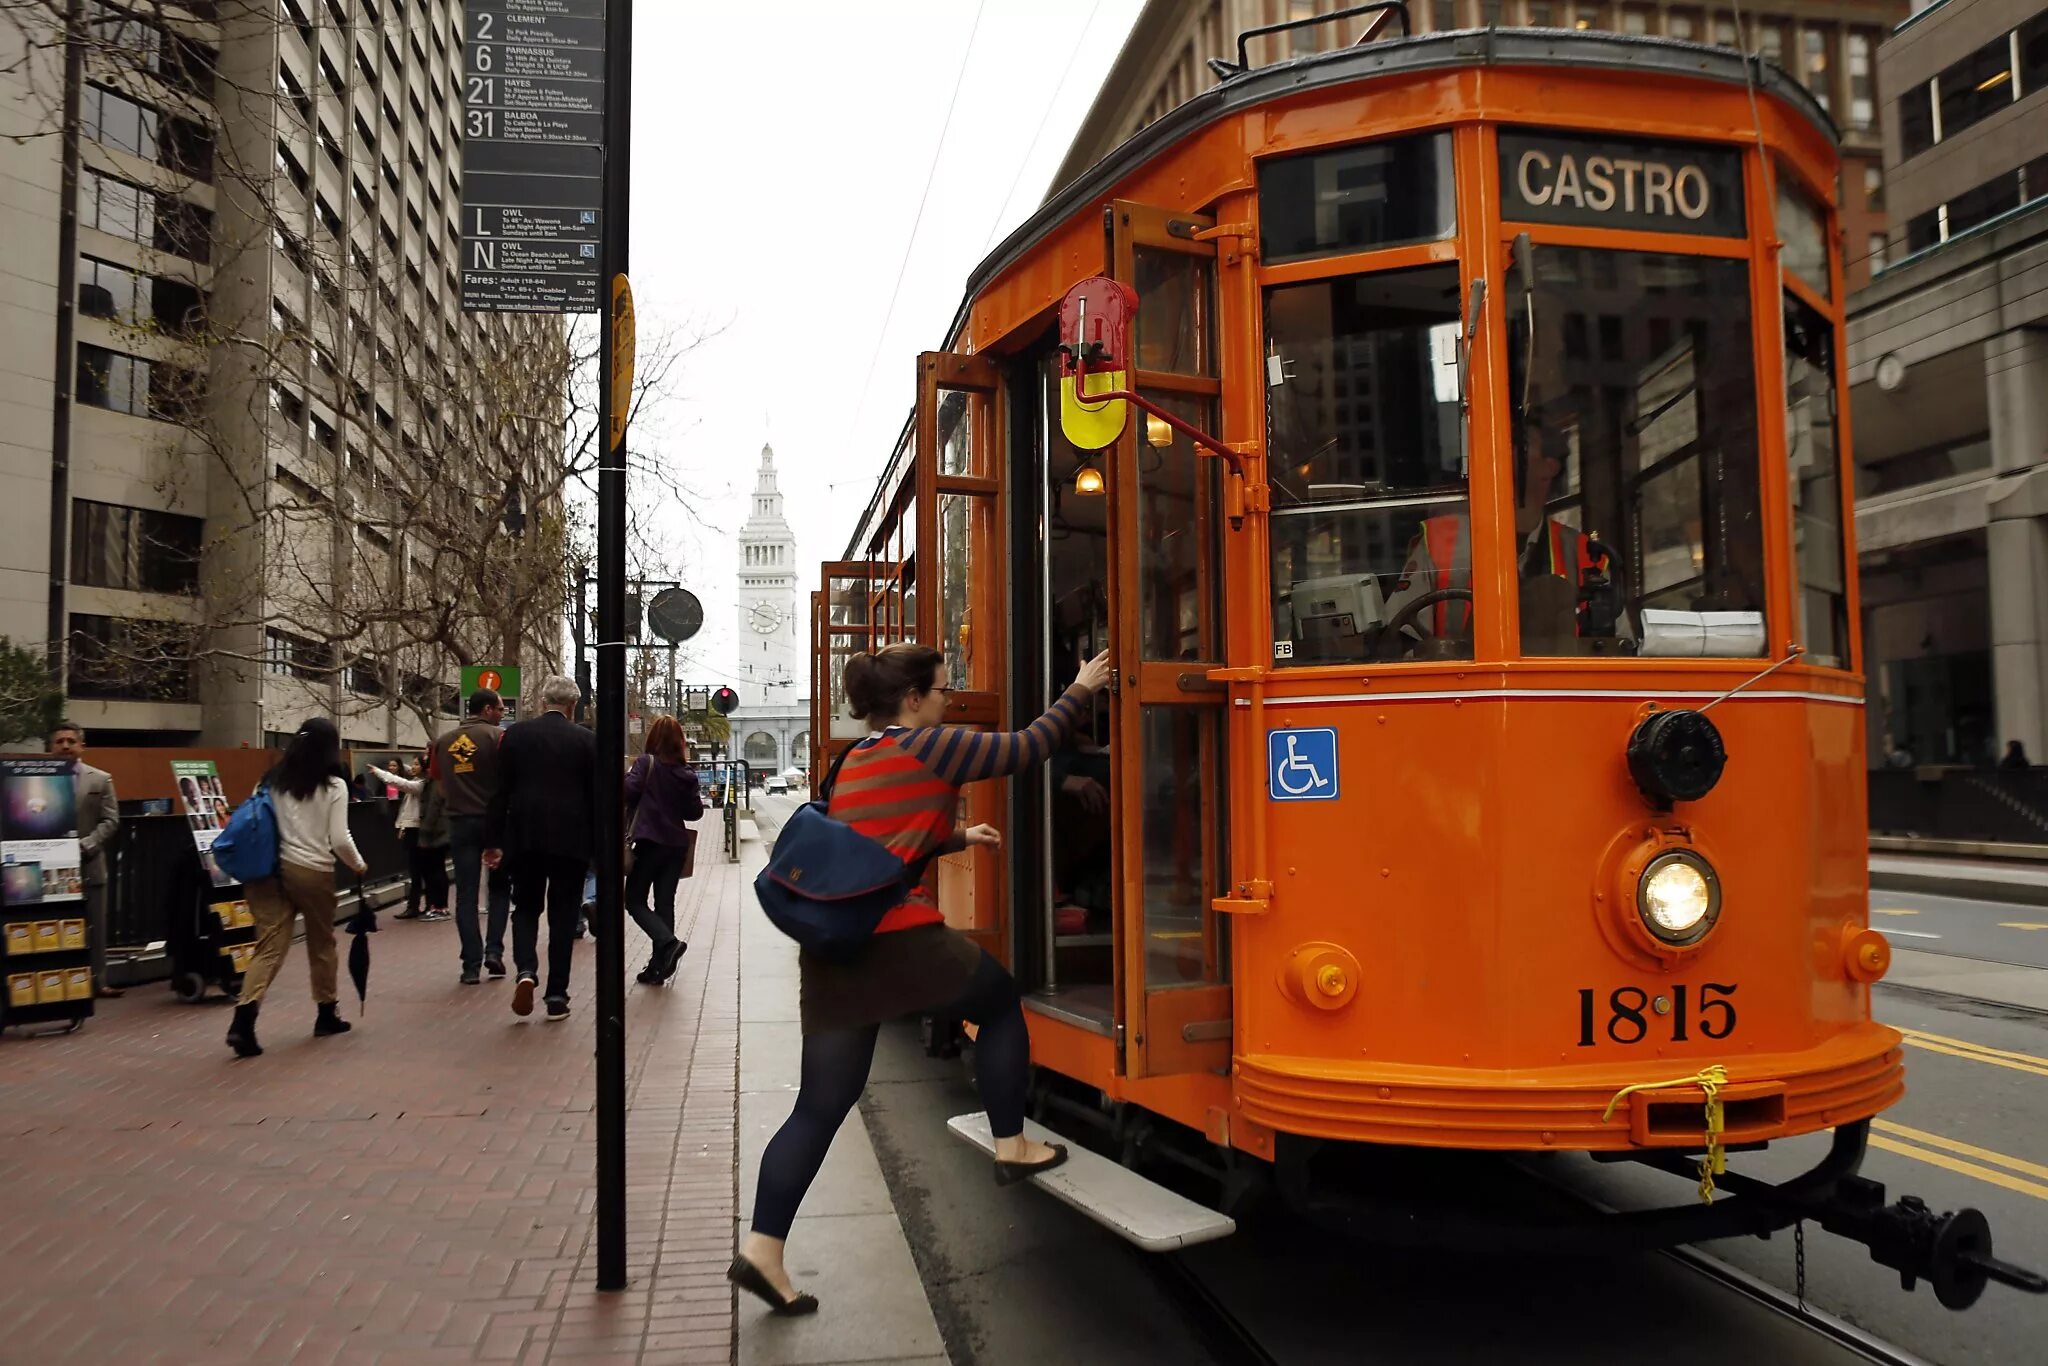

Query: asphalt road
[[1870, 888, 2048, 969]]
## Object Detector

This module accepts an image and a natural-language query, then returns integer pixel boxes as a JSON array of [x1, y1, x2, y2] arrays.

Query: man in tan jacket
[[50, 722, 121, 997]]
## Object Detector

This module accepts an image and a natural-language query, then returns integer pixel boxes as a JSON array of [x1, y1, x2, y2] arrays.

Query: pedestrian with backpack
[[731, 642, 1110, 1316], [225, 718, 369, 1058]]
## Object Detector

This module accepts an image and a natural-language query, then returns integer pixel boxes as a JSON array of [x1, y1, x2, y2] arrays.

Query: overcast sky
[[620, 0, 1142, 689]]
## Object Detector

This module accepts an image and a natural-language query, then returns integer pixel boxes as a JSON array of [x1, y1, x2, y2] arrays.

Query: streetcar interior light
[[1637, 852, 1721, 944], [1145, 413, 1174, 447], [1075, 462, 1105, 495]]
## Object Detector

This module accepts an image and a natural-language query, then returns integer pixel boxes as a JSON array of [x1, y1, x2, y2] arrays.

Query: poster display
[[1, 758, 84, 907], [171, 759, 236, 888]]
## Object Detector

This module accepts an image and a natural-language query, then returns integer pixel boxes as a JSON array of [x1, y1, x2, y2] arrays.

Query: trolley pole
[[593, 0, 634, 1295]]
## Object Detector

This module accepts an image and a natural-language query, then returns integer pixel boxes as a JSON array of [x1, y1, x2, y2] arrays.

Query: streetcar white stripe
[[1231, 688, 1863, 707]]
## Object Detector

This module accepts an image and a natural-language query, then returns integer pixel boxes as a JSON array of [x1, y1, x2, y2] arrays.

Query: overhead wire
[[841, 0, 989, 473], [980, 0, 1104, 253]]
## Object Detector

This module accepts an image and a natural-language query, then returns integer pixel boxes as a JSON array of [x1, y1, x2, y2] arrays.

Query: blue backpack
[[754, 742, 935, 962], [211, 782, 279, 884]]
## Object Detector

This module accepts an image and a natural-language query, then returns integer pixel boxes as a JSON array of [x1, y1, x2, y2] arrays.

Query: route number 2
[[1576, 982, 1737, 1046]]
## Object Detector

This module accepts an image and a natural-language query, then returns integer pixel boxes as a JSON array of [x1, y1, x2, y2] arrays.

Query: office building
[[0, 0, 566, 751], [1849, 0, 2048, 770]]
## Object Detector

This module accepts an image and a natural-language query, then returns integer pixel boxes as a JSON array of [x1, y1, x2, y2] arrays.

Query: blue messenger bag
[[754, 741, 935, 962]]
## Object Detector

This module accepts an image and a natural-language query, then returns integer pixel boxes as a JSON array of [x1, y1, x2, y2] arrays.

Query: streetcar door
[[914, 352, 1011, 964], [815, 561, 880, 783], [1108, 201, 1232, 1078]]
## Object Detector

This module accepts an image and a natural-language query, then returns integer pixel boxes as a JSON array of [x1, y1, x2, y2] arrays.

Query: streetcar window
[[1774, 169, 1830, 299], [1506, 248, 1767, 658], [1265, 264, 1470, 665], [1259, 133, 1455, 263], [1784, 295, 1848, 669]]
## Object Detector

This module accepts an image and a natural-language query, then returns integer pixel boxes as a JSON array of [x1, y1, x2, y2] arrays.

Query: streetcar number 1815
[[1576, 983, 1737, 1047]]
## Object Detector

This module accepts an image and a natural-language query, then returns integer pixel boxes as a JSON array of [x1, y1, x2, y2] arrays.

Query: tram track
[[1141, 1154, 1941, 1366]]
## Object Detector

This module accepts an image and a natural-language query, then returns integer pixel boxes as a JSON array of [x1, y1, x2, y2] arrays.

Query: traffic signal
[[710, 686, 739, 716]]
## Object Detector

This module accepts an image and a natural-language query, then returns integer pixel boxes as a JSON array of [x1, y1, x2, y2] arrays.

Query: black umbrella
[[345, 875, 377, 1008]]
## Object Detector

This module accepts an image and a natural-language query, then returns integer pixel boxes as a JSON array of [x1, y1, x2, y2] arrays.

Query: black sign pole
[[594, 0, 633, 1295]]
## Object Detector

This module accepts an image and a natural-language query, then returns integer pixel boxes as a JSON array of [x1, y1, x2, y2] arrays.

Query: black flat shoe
[[994, 1143, 1069, 1187], [727, 1256, 817, 1316]]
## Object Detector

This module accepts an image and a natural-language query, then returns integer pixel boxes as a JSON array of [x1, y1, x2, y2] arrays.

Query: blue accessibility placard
[[1268, 728, 1339, 801]]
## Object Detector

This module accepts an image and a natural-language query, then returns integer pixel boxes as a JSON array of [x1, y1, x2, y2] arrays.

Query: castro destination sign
[[1498, 129, 1747, 237]]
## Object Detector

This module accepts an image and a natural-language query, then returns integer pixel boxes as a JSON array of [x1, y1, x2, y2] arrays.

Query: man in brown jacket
[[50, 722, 121, 997], [430, 688, 510, 984]]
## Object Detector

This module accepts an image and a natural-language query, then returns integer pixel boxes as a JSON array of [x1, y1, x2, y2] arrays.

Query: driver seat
[[1519, 573, 1579, 652]]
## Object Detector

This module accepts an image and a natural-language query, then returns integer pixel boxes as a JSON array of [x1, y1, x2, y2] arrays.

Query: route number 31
[[1576, 982, 1737, 1046]]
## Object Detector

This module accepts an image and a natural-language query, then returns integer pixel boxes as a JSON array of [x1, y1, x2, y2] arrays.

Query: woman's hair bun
[[843, 644, 943, 722]]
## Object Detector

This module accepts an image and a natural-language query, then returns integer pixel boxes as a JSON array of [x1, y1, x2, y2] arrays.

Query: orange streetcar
[[810, 12, 2043, 1310]]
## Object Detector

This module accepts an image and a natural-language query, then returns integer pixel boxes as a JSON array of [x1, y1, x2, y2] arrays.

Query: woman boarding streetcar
[[729, 642, 1113, 1315]]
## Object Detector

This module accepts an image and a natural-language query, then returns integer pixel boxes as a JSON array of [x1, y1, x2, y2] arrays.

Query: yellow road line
[[1899, 1036, 2048, 1080], [1870, 907, 1920, 916], [1873, 1119, 2048, 1183], [1896, 1027, 2048, 1070], [1998, 922, 2048, 931], [1869, 1135, 2048, 1202]]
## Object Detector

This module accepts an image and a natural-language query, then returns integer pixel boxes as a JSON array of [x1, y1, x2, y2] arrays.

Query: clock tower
[[736, 443, 801, 708]]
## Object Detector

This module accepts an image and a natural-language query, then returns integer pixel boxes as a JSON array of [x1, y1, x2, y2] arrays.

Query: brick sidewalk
[[0, 842, 746, 1365]]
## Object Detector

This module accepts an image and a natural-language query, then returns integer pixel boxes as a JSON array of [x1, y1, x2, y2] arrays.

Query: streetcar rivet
[[1653, 996, 1671, 1016]]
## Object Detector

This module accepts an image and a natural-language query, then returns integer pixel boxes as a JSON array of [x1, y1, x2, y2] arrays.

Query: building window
[[1847, 32, 1874, 130], [2023, 13, 2048, 99], [71, 500, 202, 596], [1863, 163, 1884, 213], [80, 169, 154, 244], [1904, 208, 1941, 254], [1667, 8, 1697, 42], [68, 613, 197, 701], [1801, 29, 1833, 112], [1620, 5, 1650, 36], [1937, 34, 2015, 143], [76, 343, 183, 420], [84, 83, 157, 159], [347, 657, 385, 696], [1899, 83, 1935, 158], [1867, 232, 1887, 274], [1945, 171, 2022, 238]]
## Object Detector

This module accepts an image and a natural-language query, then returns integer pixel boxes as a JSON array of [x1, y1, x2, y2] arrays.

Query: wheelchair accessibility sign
[[1268, 728, 1339, 801]]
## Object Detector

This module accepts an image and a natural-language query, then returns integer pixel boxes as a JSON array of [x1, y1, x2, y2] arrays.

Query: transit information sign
[[460, 0, 606, 313]]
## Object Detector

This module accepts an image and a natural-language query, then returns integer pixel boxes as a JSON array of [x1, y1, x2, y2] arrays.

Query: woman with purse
[[730, 642, 1111, 1316], [226, 718, 368, 1058], [624, 715, 703, 985]]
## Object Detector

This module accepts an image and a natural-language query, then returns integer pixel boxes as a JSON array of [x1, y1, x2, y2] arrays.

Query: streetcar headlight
[[1637, 851, 1720, 945]]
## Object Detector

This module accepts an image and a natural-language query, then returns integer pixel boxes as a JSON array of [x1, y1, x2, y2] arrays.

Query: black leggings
[[750, 949, 1030, 1240]]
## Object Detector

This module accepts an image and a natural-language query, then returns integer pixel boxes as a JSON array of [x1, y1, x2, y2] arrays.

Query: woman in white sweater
[[227, 718, 369, 1059]]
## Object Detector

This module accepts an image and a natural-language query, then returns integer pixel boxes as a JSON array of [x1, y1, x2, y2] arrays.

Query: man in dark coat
[[484, 675, 595, 1022]]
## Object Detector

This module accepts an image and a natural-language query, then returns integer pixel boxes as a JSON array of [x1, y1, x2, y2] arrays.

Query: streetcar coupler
[[1631, 1124, 2048, 1310], [1805, 1176, 2048, 1311]]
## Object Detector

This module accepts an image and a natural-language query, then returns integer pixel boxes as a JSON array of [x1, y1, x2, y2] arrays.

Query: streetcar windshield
[[1505, 248, 1768, 658], [1266, 264, 1469, 665]]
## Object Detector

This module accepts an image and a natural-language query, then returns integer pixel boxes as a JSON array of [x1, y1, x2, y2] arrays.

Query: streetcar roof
[[844, 28, 1837, 559]]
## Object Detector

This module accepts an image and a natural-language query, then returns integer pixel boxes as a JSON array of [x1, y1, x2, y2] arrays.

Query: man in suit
[[49, 722, 121, 997], [484, 675, 595, 1023]]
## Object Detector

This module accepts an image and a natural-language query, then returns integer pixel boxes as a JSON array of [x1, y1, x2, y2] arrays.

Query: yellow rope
[[1601, 1065, 1730, 1203]]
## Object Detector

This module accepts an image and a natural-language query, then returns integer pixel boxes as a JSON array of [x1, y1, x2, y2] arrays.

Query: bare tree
[[5, 1, 709, 744]]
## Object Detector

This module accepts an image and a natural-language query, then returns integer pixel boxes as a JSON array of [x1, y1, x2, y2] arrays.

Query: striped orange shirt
[[826, 684, 1093, 933]]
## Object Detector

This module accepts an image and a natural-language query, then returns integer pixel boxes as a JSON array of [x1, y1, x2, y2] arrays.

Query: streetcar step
[[946, 1112, 1236, 1252]]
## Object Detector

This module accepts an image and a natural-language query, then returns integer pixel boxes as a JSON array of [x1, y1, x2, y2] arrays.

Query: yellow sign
[[609, 273, 636, 452], [1058, 367, 1129, 451]]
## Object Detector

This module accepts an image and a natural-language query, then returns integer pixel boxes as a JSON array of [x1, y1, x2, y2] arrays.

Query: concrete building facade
[[1849, 0, 2048, 767], [1050, 0, 1907, 289], [0, 0, 565, 752]]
